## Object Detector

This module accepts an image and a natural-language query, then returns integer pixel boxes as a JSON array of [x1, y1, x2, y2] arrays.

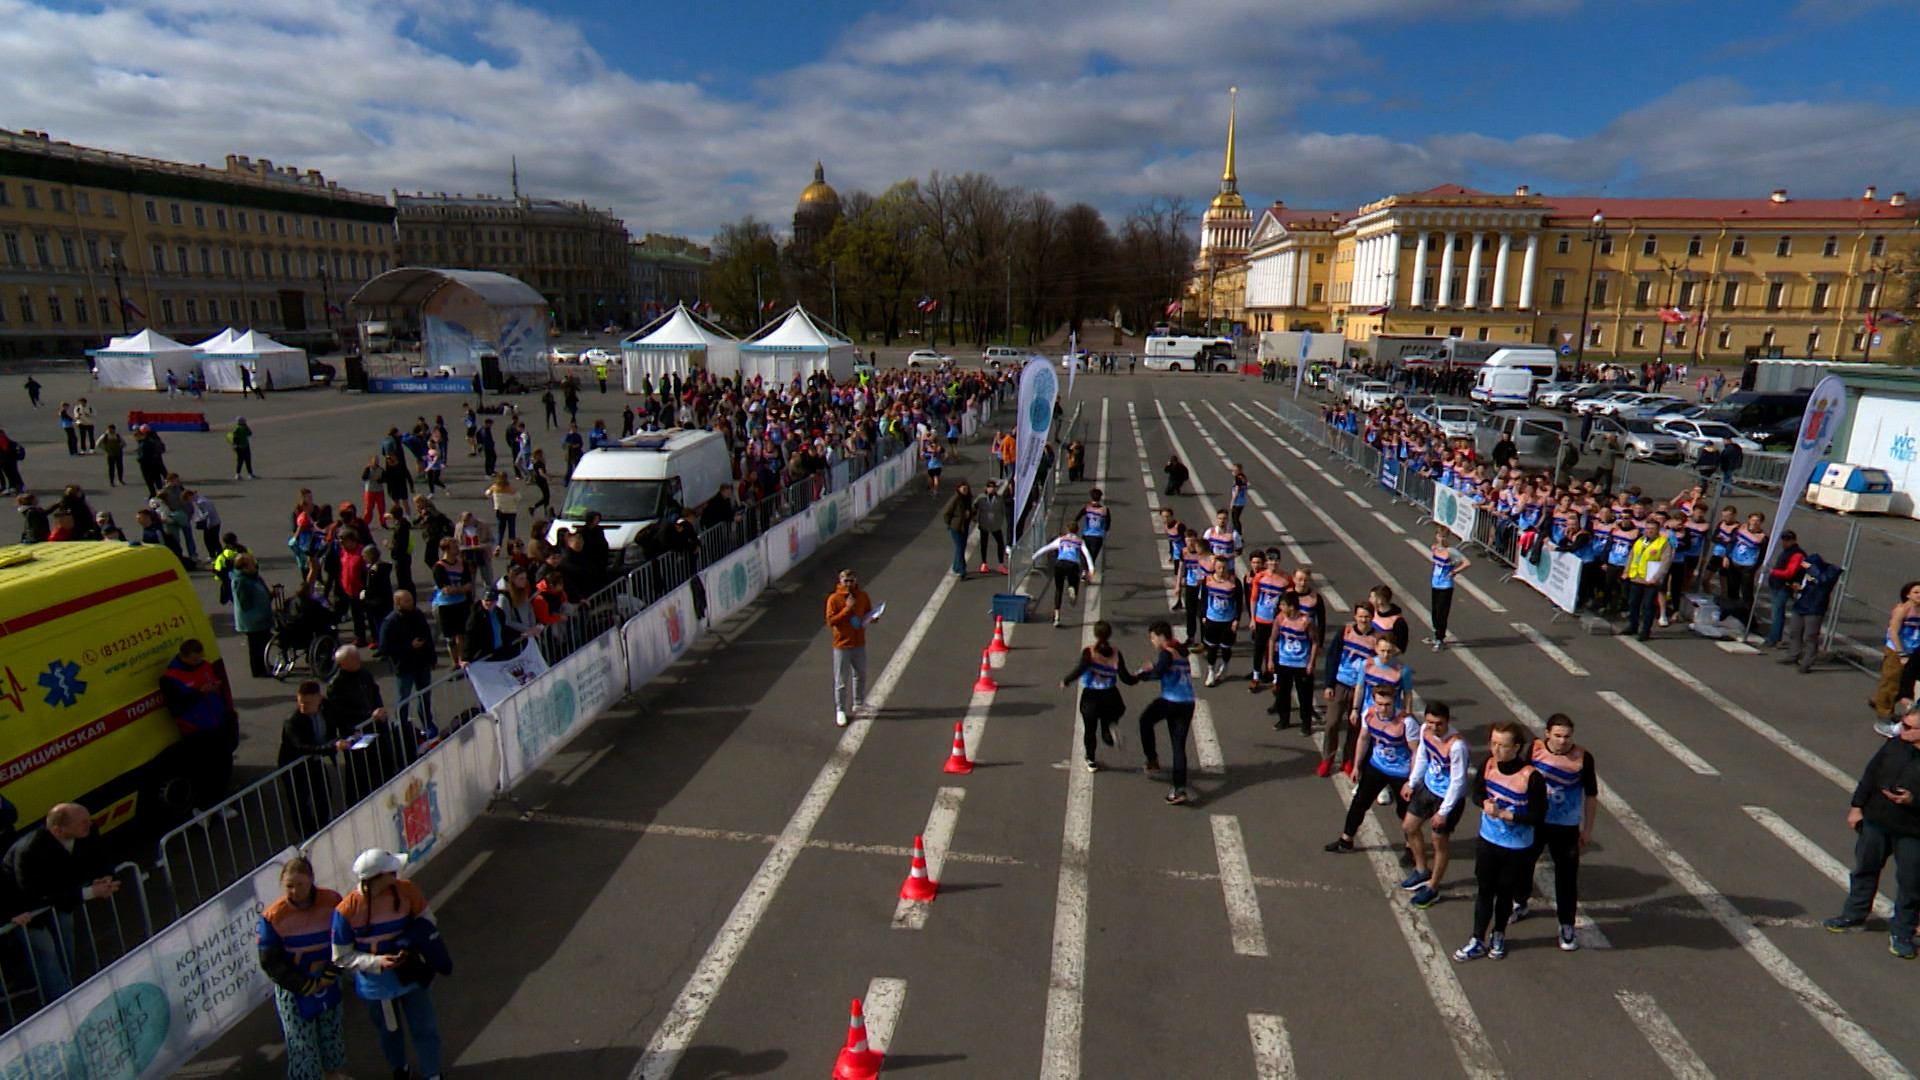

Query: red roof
[[1402, 183, 1495, 199], [1541, 195, 1916, 224], [1263, 202, 1345, 228]]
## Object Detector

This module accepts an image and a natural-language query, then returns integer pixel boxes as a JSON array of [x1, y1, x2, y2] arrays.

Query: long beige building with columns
[[1243, 183, 1919, 362]]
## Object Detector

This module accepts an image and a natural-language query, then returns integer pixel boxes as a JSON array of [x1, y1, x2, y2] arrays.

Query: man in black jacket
[[324, 647, 415, 805], [1824, 708, 1920, 958], [279, 681, 350, 839], [3, 803, 120, 998], [377, 591, 439, 738]]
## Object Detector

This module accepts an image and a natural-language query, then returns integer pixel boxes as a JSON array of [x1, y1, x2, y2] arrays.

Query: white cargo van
[[548, 428, 732, 560], [1470, 366, 1535, 408], [1481, 346, 1560, 381]]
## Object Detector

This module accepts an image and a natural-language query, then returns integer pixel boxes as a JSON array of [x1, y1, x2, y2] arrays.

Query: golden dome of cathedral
[[798, 161, 840, 211]]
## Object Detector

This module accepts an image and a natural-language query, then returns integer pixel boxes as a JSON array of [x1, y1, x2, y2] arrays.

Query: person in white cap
[[331, 849, 445, 1080]]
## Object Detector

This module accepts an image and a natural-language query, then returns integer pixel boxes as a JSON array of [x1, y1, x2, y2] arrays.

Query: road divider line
[[1193, 700, 1226, 775], [1513, 622, 1589, 676], [1614, 990, 1715, 1080], [1209, 815, 1268, 957], [1371, 510, 1407, 535], [1617, 636, 1853, 791], [893, 787, 967, 930], [1344, 490, 1372, 508], [557, 744, 613, 787], [633, 571, 958, 1080], [1743, 805, 1893, 920], [1330, 774, 1506, 1079], [863, 977, 908, 1055], [1597, 692, 1718, 776], [430, 850, 491, 910], [1247, 1014, 1297, 1080], [1527, 866, 1613, 949], [1455, 576, 1507, 614], [1040, 397, 1108, 1080], [1600, 784, 1911, 1080], [961, 687, 994, 766]]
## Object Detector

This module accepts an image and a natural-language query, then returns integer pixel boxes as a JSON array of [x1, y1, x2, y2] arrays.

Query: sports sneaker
[[1451, 937, 1486, 962], [1488, 932, 1507, 960], [835, 710, 849, 728], [1342, 761, 1357, 779], [1398, 869, 1432, 891], [1085, 759, 1100, 773], [1509, 901, 1533, 923], [1165, 789, 1190, 806], [980, 563, 989, 573], [1053, 612, 1062, 627], [996, 564, 1008, 574], [1376, 787, 1392, 805], [1431, 640, 1443, 652], [1892, 936, 1917, 960], [1657, 615, 1671, 627], [1314, 760, 1333, 777], [1824, 916, 1867, 932], [1323, 837, 1354, 853], [1410, 886, 1440, 908], [1559, 925, 1580, 952]]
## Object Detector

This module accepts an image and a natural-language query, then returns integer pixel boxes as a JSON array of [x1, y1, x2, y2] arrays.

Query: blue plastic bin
[[991, 592, 1031, 623]]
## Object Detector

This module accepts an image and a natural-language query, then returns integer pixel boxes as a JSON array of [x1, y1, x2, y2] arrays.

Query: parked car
[[1531, 381, 1587, 409], [1613, 395, 1691, 420], [549, 344, 582, 363], [907, 349, 950, 368], [580, 348, 621, 365], [1349, 381, 1398, 410], [1656, 419, 1764, 461], [1416, 403, 1478, 439], [1553, 382, 1622, 412], [1577, 390, 1655, 417], [1587, 416, 1683, 462]]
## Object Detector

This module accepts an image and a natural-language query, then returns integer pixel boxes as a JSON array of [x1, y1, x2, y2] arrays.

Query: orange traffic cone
[[987, 615, 1010, 667], [832, 997, 884, 1080], [941, 721, 974, 775], [899, 834, 939, 901], [972, 649, 998, 693]]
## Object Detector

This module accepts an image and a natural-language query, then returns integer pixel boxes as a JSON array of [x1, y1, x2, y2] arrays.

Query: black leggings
[[1079, 688, 1125, 763], [1053, 564, 1082, 612], [1520, 822, 1581, 926], [1341, 761, 1410, 841], [1138, 699, 1194, 790], [1725, 563, 1759, 617], [1182, 583, 1202, 641], [1271, 666, 1314, 733], [1083, 535, 1103, 566], [1248, 623, 1272, 679], [1431, 586, 1454, 642], [1202, 619, 1236, 666], [1472, 841, 1535, 940]]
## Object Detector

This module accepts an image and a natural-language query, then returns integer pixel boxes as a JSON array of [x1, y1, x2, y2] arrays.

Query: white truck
[[1143, 334, 1236, 372]]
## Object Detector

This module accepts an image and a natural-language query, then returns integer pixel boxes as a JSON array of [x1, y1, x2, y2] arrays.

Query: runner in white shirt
[[1035, 522, 1098, 628]]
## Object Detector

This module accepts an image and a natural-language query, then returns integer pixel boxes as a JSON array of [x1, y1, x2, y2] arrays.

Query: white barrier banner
[[622, 583, 698, 693], [854, 471, 877, 518], [1517, 545, 1582, 614], [0, 854, 289, 1080], [496, 631, 628, 785], [1431, 483, 1479, 543], [305, 716, 502, 891], [813, 490, 854, 547], [702, 541, 769, 627], [464, 639, 549, 712], [766, 510, 814, 581]]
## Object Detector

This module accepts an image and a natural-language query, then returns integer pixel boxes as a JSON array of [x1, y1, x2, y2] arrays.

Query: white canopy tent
[[621, 304, 741, 389], [194, 328, 240, 351], [739, 306, 856, 384], [87, 330, 199, 390], [198, 330, 308, 392]]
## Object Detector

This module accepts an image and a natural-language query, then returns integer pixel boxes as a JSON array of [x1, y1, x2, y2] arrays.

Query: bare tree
[[707, 217, 781, 332]]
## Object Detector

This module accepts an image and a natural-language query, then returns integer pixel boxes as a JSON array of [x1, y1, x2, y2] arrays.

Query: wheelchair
[[264, 584, 343, 682]]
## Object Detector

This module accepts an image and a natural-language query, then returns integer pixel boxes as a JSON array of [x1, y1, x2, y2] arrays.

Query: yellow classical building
[[1241, 182, 1919, 363]]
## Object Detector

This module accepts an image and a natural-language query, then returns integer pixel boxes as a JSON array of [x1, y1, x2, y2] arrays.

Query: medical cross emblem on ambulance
[[37, 660, 86, 709]]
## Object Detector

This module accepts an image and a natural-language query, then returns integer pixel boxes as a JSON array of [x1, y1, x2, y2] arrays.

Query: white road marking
[[1615, 990, 1716, 1080], [1743, 805, 1893, 920], [1527, 865, 1614, 949], [1716, 640, 1762, 655], [510, 810, 1030, 865], [1344, 489, 1372, 508], [1618, 636, 1853, 791], [1600, 784, 1912, 1080], [634, 571, 958, 1079], [893, 787, 966, 930], [862, 977, 908, 1055], [1193, 699, 1226, 775], [557, 744, 613, 786], [1513, 622, 1590, 676], [1455, 576, 1507, 614], [1371, 510, 1407, 535], [961, 687, 995, 765], [1041, 398, 1108, 1080], [430, 850, 492, 909], [1250, 489, 1270, 509], [1330, 773, 1506, 1080], [1597, 691, 1719, 776], [1209, 815, 1268, 957], [1247, 1014, 1297, 1080]]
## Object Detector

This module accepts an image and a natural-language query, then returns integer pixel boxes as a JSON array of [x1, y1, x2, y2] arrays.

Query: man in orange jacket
[[825, 568, 878, 727]]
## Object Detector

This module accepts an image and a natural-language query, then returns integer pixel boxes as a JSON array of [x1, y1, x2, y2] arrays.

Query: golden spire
[[1222, 87, 1238, 184]]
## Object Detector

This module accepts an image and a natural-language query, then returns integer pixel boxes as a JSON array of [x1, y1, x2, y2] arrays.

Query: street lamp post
[[318, 266, 336, 346], [1862, 259, 1906, 364], [105, 254, 130, 334], [1573, 212, 1609, 375]]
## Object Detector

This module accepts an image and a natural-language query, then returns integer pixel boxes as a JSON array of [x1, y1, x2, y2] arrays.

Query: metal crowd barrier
[[0, 860, 154, 1027]]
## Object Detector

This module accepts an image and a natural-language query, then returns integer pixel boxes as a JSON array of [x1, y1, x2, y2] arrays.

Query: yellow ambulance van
[[0, 542, 228, 832]]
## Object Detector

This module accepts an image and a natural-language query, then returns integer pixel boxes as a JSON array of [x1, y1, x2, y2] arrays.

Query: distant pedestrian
[[594, 362, 609, 393], [1163, 455, 1189, 496], [23, 376, 42, 408], [59, 403, 77, 455], [477, 419, 498, 476], [0, 428, 22, 495], [825, 568, 878, 727], [96, 424, 124, 486], [72, 398, 94, 453], [541, 389, 558, 429]]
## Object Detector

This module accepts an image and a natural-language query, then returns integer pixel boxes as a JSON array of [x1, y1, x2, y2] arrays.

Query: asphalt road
[[139, 369, 1920, 1079]]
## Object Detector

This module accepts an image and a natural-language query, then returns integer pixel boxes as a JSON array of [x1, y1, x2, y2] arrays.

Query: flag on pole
[[1366, 305, 1389, 316], [1658, 307, 1686, 324], [762, 298, 779, 312], [915, 295, 939, 313], [1165, 299, 1182, 317], [326, 302, 345, 316], [120, 298, 145, 318]]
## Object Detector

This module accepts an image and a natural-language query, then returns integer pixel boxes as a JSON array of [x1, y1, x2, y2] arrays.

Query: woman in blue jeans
[[942, 481, 974, 578]]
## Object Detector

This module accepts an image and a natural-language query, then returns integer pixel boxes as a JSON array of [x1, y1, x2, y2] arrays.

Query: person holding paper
[[825, 569, 879, 728]]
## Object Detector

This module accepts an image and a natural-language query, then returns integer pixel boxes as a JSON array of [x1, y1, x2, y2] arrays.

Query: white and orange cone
[[941, 721, 974, 775], [832, 997, 884, 1079], [899, 834, 939, 902], [987, 615, 1010, 667], [972, 649, 998, 693]]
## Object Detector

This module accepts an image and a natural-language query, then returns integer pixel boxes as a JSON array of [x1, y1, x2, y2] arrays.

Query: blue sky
[[2, 0, 1917, 238]]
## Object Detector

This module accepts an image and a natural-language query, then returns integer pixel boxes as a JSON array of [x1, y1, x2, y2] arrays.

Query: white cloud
[[0, 0, 1912, 243]]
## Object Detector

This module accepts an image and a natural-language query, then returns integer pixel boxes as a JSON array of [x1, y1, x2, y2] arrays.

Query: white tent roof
[[623, 304, 739, 349], [742, 306, 853, 351], [194, 328, 240, 350], [95, 329, 195, 355], [207, 329, 301, 355]]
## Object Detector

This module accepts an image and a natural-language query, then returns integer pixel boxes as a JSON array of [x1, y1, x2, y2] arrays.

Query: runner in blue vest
[[1454, 721, 1549, 962], [1511, 713, 1598, 951], [1401, 701, 1470, 909], [1035, 522, 1098, 628], [1426, 528, 1472, 652], [1135, 621, 1198, 805], [1060, 620, 1134, 772], [1318, 602, 1378, 778], [1080, 488, 1111, 567], [1229, 465, 1250, 533], [1268, 593, 1318, 732], [1326, 682, 1416, 853], [1179, 530, 1209, 647]]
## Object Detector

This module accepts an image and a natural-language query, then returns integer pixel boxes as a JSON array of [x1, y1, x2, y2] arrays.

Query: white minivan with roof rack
[[547, 428, 732, 562]]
